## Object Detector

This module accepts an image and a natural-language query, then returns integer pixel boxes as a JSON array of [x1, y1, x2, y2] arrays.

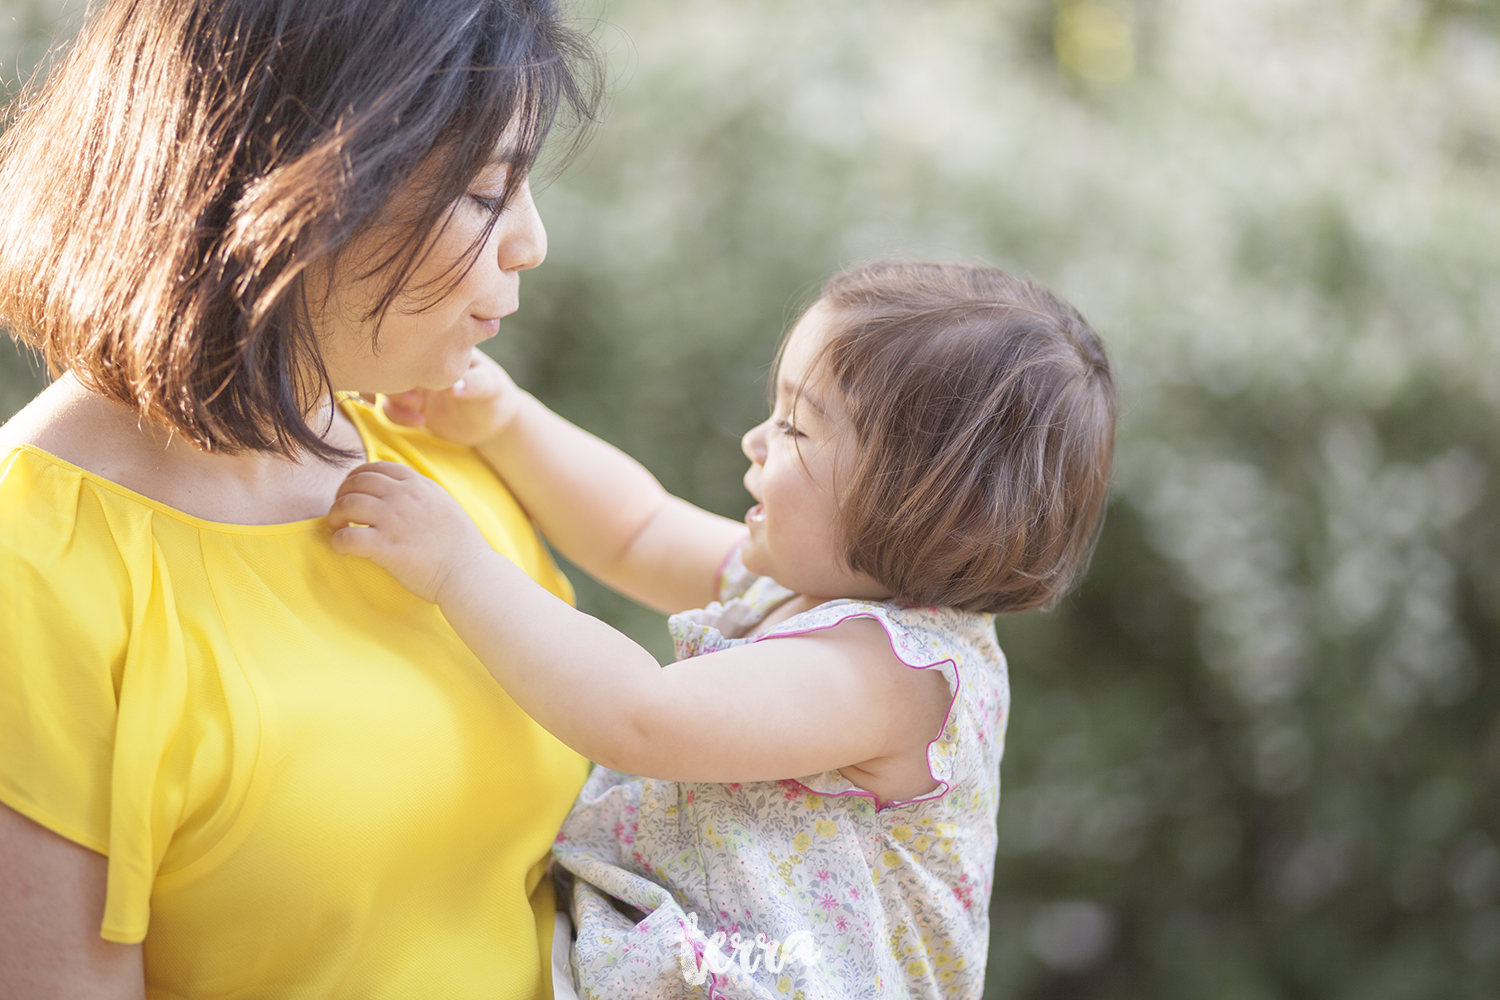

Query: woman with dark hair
[[0, 0, 599, 995]]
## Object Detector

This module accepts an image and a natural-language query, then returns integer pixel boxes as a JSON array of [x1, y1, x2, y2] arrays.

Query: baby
[[330, 260, 1116, 998]]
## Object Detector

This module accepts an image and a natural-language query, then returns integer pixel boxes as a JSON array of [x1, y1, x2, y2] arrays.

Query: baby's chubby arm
[[376, 350, 745, 613], [328, 465, 948, 787]]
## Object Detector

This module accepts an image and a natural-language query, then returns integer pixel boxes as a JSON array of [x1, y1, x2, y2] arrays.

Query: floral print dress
[[552, 551, 1010, 1000]]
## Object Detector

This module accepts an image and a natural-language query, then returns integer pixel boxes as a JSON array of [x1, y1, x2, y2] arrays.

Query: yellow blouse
[[0, 399, 588, 999]]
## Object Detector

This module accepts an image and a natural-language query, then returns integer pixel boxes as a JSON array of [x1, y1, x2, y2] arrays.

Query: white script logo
[[676, 912, 822, 985]]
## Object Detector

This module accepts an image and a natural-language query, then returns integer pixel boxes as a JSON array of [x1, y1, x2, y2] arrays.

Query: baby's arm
[[377, 351, 745, 613], [328, 463, 949, 788]]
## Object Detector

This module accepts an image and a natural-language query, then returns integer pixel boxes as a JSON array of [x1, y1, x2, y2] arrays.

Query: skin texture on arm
[[0, 803, 145, 1000], [328, 463, 951, 799], [379, 350, 746, 614]]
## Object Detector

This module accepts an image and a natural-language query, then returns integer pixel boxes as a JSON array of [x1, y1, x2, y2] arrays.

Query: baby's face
[[739, 304, 890, 601]]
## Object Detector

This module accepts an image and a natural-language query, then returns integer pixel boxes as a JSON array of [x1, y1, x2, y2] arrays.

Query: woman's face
[[314, 159, 546, 395]]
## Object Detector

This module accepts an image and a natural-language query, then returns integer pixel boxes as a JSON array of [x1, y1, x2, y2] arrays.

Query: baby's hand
[[328, 462, 492, 604], [380, 349, 523, 447]]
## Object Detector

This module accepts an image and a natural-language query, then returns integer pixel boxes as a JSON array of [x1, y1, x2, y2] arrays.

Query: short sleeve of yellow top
[[0, 398, 589, 1000]]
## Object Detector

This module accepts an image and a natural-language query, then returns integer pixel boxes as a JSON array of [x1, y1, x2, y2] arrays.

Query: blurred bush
[[4, 0, 1500, 997]]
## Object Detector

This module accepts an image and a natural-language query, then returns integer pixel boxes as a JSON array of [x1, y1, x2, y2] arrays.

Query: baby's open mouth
[[745, 504, 766, 525]]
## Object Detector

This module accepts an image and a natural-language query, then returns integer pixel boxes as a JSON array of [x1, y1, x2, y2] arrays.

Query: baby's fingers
[[329, 523, 382, 558], [335, 462, 419, 501], [348, 460, 420, 480], [327, 490, 392, 532]]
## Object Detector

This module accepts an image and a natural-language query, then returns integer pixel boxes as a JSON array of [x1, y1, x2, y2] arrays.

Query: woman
[[0, 0, 600, 995]]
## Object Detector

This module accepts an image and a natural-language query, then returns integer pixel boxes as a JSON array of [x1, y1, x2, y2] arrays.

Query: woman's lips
[[745, 503, 765, 526]]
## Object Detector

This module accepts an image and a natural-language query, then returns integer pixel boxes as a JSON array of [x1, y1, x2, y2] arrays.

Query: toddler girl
[[329, 260, 1115, 999]]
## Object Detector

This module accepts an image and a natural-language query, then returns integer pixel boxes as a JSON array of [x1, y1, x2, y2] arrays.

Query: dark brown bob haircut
[[0, 0, 600, 459], [796, 260, 1116, 614]]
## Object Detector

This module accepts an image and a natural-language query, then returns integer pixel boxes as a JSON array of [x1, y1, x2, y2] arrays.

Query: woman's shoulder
[[0, 374, 132, 473], [0, 374, 286, 525], [0, 380, 303, 531], [0, 382, 139, 568], [1, 427, 166, 671]]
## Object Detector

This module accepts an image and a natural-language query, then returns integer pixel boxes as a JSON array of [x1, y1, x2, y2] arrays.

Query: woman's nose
[[498, 179, 547, 272], [741, 421, 768, 465]]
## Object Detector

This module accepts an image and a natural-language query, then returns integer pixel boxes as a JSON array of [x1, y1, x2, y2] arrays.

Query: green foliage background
[[4, 1, 1500, 997]]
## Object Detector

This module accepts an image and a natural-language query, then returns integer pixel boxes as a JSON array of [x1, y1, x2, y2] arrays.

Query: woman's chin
[[405, 364, 471, 395]]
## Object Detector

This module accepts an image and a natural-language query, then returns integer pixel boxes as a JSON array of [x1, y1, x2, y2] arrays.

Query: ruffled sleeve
[[755, 600, 998, 806], [0, 449, 256, 943]]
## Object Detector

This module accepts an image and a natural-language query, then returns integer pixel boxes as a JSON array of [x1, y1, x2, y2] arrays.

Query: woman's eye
[[469, 193, 504, 215], [774, 418, 803, 438]]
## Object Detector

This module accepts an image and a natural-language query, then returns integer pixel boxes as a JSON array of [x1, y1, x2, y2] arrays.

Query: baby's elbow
[[587, 704, 674, 778]]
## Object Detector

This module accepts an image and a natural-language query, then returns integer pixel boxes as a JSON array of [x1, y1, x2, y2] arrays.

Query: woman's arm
[[0, 803, 145, 1000], [329, 464, 950, 784], [378, 351, 746, 613]]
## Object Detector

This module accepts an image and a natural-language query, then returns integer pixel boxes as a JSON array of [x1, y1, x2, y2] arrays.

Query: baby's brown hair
[[794, 260, 1115, 614]]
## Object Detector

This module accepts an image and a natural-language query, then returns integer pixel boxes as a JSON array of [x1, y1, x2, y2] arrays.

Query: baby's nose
[[741, 421, 768, 465]]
